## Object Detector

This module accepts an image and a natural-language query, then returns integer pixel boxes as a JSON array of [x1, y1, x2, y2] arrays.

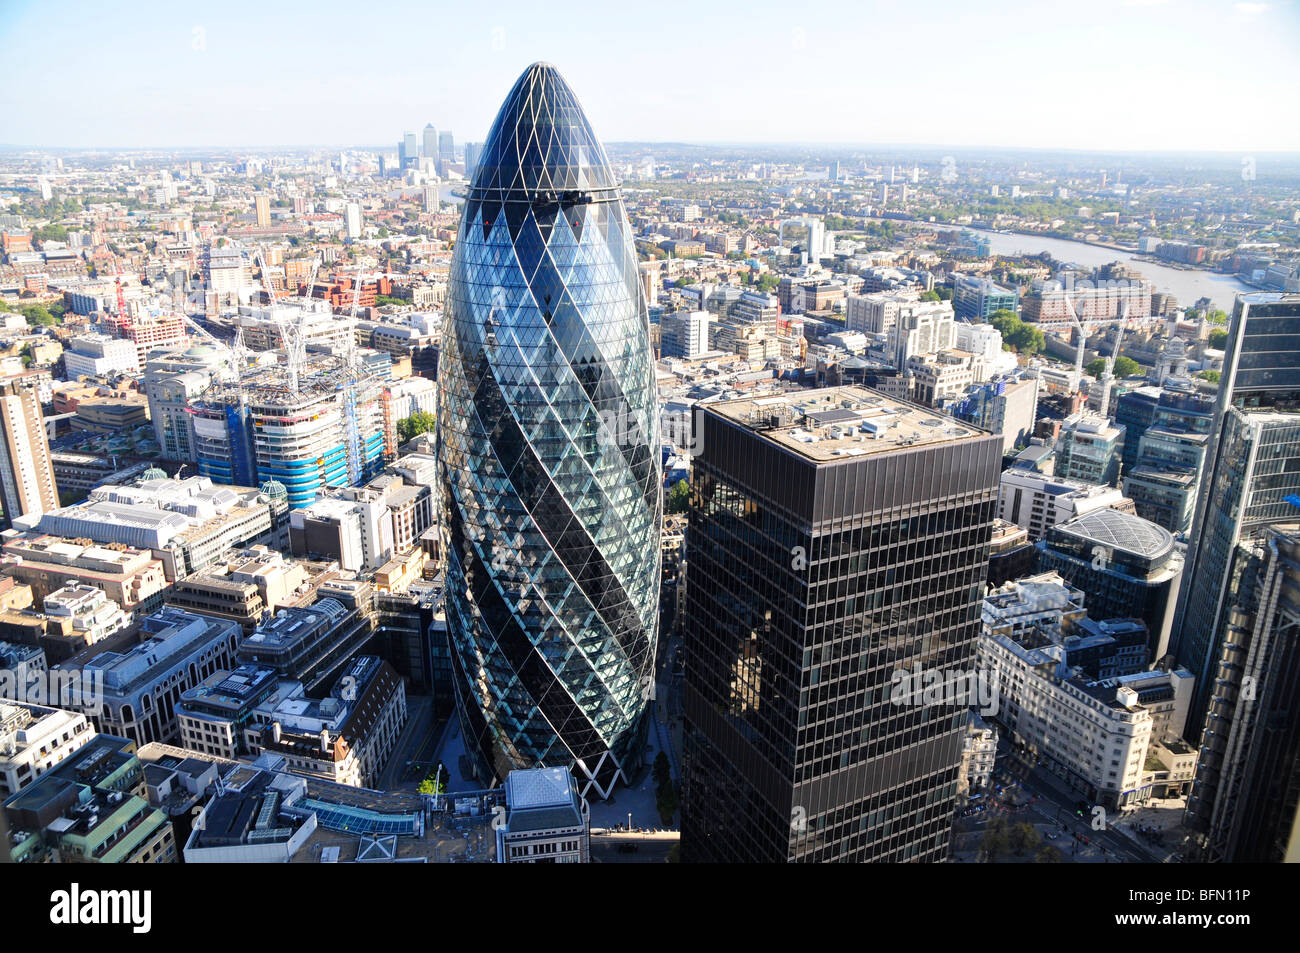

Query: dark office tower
[[680, 387, 1002, 863], [438, 131, 454, 162], [1185, 524, 1300, 862], [436, 64, 662, 800], [422, 123, 438, 159], [1036, 507, 1183, 662], [1171, 293, 1300, 740]]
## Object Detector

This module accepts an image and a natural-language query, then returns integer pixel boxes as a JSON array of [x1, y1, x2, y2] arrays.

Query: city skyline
[[1, 0, 1299, 879], [3, 0, 1299, 152]]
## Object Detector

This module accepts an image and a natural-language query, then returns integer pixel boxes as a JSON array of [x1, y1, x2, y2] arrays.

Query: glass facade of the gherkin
[[436, 63, 662, 800]]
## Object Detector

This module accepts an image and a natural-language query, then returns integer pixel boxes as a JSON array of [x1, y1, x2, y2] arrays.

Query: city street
[[376, 694, 443, 792], [951, 740, 1171, 863]]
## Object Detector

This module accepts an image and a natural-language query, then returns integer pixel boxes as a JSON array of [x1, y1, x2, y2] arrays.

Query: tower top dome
[[470, 62, 618, 197]]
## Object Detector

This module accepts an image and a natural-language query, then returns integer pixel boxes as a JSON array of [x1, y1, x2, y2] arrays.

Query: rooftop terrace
[[706, 385, 983, 462]]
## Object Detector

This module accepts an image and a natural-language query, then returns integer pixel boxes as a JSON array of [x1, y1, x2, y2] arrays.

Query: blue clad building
[[436, 64, 663, 799]]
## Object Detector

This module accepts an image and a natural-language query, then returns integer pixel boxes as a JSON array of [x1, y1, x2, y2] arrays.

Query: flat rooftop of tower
[[704, 385, 985, 462]]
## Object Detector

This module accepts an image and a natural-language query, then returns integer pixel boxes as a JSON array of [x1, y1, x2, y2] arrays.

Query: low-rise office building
[[242, 656, 406, 788], [236, 584, 374, 692], [25, 475, 288, 581], [997, 467, 1133, 542], [979, 604, 1193, 809], [3, 733, 176, 863], [495, 766, 590, 864], [1036, 507, 1184, 661], [1057, 411, 1126, 487], [0, 702, 94, 798], [42, 583, 132, 646], [0, 640, 46, 702], [64, 606, 241, 747], [176, 664, 285, 759], [2, 535, 169, 616]]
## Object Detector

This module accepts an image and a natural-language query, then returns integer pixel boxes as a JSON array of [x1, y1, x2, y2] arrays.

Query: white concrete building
[[385, 375, 437, 418], [660, 310, 711, 359], [0, 702, 94, 797], [979, 621, 1194, 808], [997, 467, 1133, 541], [62, 334, 141, 378], [960, 714, 998, 796], [42, 584, 131, 648]]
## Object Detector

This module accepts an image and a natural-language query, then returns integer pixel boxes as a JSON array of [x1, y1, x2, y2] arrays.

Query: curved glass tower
[[437, 63, 662, 799]]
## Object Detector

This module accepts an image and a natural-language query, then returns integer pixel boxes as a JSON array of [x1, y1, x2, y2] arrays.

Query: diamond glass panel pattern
[[437, 63, 662, 800]]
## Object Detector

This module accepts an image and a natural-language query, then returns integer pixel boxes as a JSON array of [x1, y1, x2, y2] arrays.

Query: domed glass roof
[[259, 479, 288, 501]]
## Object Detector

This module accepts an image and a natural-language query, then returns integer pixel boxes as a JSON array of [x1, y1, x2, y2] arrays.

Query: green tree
[[919, 290, 941, 302], [1009, 822, 1038, 857], [1086, 355, 1140, 378], [1197, 369, 1221, 383], [653, 751, 671, 788], [989, 310, 1045, 357], [20, 303, 55, 327], [1112, 355, 1140, 377], [665, 479, 690, 514], [33, 223, 68, 244], [416, 762, 447, 795], [654, 756, 679, 827], [981, 817, 1010, 862], [397, 410, 436, 443], [1208, 328, 1228, 350]]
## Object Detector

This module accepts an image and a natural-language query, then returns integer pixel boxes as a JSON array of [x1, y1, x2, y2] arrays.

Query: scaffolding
[[380, 388, 397, 461], [341, 381, 363, 485]]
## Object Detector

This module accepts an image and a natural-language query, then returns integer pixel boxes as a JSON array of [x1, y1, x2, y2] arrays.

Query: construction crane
[[299, 256, 320, 307], [113, 256, 129, 319], [1064, 288, 1130, 394], [180, 312, 223, 348], [253, 243, 306, 392], [1095, 301, 1132, 419], [338, 263, 404, 480], [344, 264, 403, 365]]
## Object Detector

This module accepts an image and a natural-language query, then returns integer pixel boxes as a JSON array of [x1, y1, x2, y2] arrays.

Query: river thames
[[971, 229, 1251, 313], [440, 184, 1252, 312]]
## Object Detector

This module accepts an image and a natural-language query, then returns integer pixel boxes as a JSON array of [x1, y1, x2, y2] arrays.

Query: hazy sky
[[3, 0, 1297, 152]]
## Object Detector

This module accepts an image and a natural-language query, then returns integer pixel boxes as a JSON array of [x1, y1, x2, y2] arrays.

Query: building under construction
[[236, 299, 355, 353], [188, 352, 391, 509]]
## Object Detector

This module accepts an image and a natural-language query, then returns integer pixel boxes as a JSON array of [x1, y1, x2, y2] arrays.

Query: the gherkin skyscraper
[[436, 63, 662, 799]]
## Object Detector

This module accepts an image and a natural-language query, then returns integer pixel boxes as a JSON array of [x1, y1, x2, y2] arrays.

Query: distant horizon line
[[1, 142, 1298, 159]]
